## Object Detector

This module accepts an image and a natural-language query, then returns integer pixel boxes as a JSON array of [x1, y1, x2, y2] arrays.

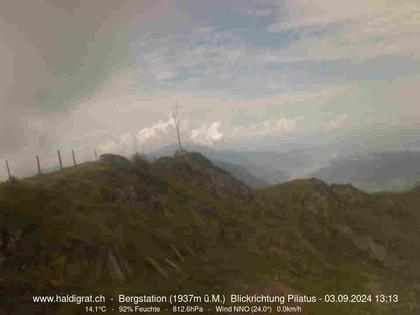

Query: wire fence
[[2, 148, 101, 182]]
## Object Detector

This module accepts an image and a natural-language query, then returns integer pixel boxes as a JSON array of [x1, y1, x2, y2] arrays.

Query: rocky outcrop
[[331, 224, 390, 266]]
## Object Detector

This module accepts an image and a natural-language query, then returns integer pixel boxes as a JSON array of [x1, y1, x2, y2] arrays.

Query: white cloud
[[72, 68, 354, 146], [136, 117, 174, 145], [268, 0, 371, 32], [120, 133, 134, 147], [96, 118, 177, 155], [98, 141, 118, 154], [97, 133, 137, 155], [267, 0, 420, 61], [324, 114, 348, 130], [190, 121, 224, 146], [231, 118, 300, 139], [269, 0, 419, 34], [119, 133, 137, 153], [237, 7, 272, 17], [277, 118, 300, 132], [269, 86, 348, 104]]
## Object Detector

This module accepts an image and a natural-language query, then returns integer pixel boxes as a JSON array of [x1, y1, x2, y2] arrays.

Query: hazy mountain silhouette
[[312, 150, 420, 192], [148, 144, 319, 185]]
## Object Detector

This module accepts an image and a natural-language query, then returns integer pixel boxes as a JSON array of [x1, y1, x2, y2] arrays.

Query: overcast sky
[[1, 0, 420, 178]]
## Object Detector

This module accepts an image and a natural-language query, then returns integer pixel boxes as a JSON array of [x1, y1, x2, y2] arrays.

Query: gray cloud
[[0, 0, 157, 156]]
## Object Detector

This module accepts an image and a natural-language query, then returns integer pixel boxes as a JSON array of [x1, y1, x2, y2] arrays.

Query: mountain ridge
[[0, 152, 419, 314]]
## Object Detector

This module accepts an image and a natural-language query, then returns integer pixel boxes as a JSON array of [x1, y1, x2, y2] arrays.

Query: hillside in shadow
[[0, 152, 419, 314]]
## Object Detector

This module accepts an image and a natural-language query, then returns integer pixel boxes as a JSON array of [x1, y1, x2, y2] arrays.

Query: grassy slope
[[0, 153, 419, 314]]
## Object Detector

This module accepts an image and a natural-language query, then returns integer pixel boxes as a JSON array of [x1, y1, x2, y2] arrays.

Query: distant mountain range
[[312, 150, 420, 192], [148, 144, 325, 187], [211, 160, 268, 187], [149, 145, 420, 192]]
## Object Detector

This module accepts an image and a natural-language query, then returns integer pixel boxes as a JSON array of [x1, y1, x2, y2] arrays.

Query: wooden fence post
[[57, 150, 63, 171], [5, 160, 11, 179], [36, 155, 42, 175], [72, 149, 77, 166]]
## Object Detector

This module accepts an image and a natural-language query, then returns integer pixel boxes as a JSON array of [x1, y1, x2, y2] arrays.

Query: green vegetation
[[0, 153, 419, 314]]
